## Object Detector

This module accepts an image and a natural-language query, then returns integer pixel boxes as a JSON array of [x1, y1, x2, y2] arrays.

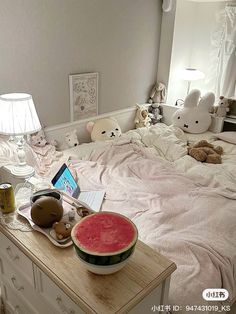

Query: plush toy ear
[[149, 84, 158, 99], [184, 89, 201, 108], [160, 84, 166, 100], [86, 121, 94, 134], [37, 130, 43, 136], [198, 92, 215, 111]]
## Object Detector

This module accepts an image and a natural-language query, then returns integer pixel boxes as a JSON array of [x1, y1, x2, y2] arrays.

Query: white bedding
[[123, 124, 236, 194], [63, 123, 236, 313]]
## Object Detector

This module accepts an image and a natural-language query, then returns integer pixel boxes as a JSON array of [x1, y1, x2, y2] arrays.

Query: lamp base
[[11, 165, 35, 178]]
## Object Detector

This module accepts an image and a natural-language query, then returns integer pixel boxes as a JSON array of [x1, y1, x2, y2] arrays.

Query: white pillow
[[215, 132, 236, 144]]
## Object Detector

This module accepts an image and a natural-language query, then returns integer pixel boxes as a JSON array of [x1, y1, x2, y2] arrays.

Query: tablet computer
[[51, 163, 80, 198]]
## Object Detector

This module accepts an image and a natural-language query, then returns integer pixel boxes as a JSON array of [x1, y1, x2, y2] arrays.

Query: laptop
[[51, 163, 105, 212]]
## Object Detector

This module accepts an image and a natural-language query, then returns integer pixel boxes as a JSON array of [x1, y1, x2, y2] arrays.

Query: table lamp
[[0, 93, 41, 177], [181, 68, 205, 95]]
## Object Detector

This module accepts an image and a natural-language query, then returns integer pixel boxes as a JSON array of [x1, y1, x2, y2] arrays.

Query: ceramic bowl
[[30, 189, 62, 205], [76, 252, 134, 275]]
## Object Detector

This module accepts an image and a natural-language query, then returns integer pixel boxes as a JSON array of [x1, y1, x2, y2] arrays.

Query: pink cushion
[[216, 132, 236, 144]]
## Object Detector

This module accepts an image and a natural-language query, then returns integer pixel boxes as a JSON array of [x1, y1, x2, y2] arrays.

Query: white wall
[[0, 0, 161, 126]]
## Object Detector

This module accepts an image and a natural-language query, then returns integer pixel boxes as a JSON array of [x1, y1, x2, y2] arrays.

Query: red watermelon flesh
[[74, 212, 137, 254]]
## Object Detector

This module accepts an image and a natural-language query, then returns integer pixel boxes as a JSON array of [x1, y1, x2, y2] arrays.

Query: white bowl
[[77, 253, 133, 275]]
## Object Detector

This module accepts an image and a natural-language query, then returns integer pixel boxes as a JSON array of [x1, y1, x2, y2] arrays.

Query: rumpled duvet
[[71, 124, 236, 313]]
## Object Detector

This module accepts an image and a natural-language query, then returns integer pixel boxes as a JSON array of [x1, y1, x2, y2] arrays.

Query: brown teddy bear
[[188, 140, 223, 164], [52, 221, 73, 240], [212, 96, 231, 117]]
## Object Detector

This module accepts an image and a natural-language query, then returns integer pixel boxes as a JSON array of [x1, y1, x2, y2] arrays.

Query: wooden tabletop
[[0, 221, 176, 314]]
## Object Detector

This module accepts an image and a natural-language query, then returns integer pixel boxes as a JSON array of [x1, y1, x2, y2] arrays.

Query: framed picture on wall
[[69, 72, 98, 121]]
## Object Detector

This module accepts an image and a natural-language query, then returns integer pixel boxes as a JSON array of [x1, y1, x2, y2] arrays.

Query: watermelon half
[[71, 212, 138, 267]]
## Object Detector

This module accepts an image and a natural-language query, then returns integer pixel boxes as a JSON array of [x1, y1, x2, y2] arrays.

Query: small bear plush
[[86, 118, 122, 141], [134, 104, 151, 128], [29, 129, 58, 148], [212, 96, 231, 117], [28, 129, 62, 174], [188, 140, 223, 164], [148, 104, 163, 125], [52, 221, 73, 240], [65, 129, 79, 148]]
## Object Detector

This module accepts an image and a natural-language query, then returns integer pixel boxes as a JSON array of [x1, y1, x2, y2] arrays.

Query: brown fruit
[[31, 196, 63, 228]]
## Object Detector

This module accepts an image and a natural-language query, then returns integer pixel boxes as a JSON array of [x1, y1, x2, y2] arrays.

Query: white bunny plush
[[172, 89, 215, 133]]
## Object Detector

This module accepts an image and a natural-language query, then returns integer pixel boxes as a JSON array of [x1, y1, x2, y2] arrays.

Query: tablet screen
[[51, 163, 80, 198]]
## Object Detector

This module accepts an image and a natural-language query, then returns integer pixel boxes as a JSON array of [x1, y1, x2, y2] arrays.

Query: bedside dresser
[[209, 116, 236, 133], [223, 117, 236, 131], [0, 222, 176, 314]]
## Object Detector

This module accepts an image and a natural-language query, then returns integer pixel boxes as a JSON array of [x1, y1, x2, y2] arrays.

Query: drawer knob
[[11, 276, 24, 291], [56, 296, 75, 314], [6, 246, 19, 261]]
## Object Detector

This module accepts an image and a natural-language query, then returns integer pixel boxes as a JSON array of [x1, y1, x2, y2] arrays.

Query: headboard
[[44, 106, 137, 150], [44, 104, 177, 150]]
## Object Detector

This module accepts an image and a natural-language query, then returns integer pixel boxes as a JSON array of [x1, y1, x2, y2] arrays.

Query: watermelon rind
[[73, 241, 136, 266], [77, 253, 134, 275], [71, 212, 138, 266]]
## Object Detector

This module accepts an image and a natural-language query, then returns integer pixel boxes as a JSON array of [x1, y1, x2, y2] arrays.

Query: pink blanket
[[73, 140, 236, 311]]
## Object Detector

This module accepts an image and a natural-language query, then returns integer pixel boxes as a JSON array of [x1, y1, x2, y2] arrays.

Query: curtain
[[215, 4, 236, 98]]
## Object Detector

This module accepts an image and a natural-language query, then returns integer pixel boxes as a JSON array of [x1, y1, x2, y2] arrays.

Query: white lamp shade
[[181, 68, 205, 81], [0, 93, 41, 135]]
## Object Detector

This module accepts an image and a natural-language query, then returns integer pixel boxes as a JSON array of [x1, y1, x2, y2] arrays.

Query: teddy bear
[[148, 104, 163, 125], [65, 129, 79, 148], [52, 221, 73, 240], [134, 104, 151, 128], [86, 117, 122, 141], [148, 82, 166, 104], [212, 96, 231, 117], [188, 140, 223, 164], [28, 129, 62, 173]]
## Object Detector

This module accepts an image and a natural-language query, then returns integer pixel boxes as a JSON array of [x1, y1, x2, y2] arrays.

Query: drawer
[[1, 259, 39, 309], [2, 280, 38, 314], [129, 283, 162, 314], [1, 262, 60, 314], [37, 267, 84, 314], [0, 232, 34, 285]]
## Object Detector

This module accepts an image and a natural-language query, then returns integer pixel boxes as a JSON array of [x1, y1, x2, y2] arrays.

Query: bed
[[55, 123, 236, 314], [1, 108, 235, 314]]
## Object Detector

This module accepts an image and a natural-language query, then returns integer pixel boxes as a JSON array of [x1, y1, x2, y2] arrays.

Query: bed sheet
[[67, 125, 236, 314], [46, 140, 112, 180], [123, 124, 236, 194]]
